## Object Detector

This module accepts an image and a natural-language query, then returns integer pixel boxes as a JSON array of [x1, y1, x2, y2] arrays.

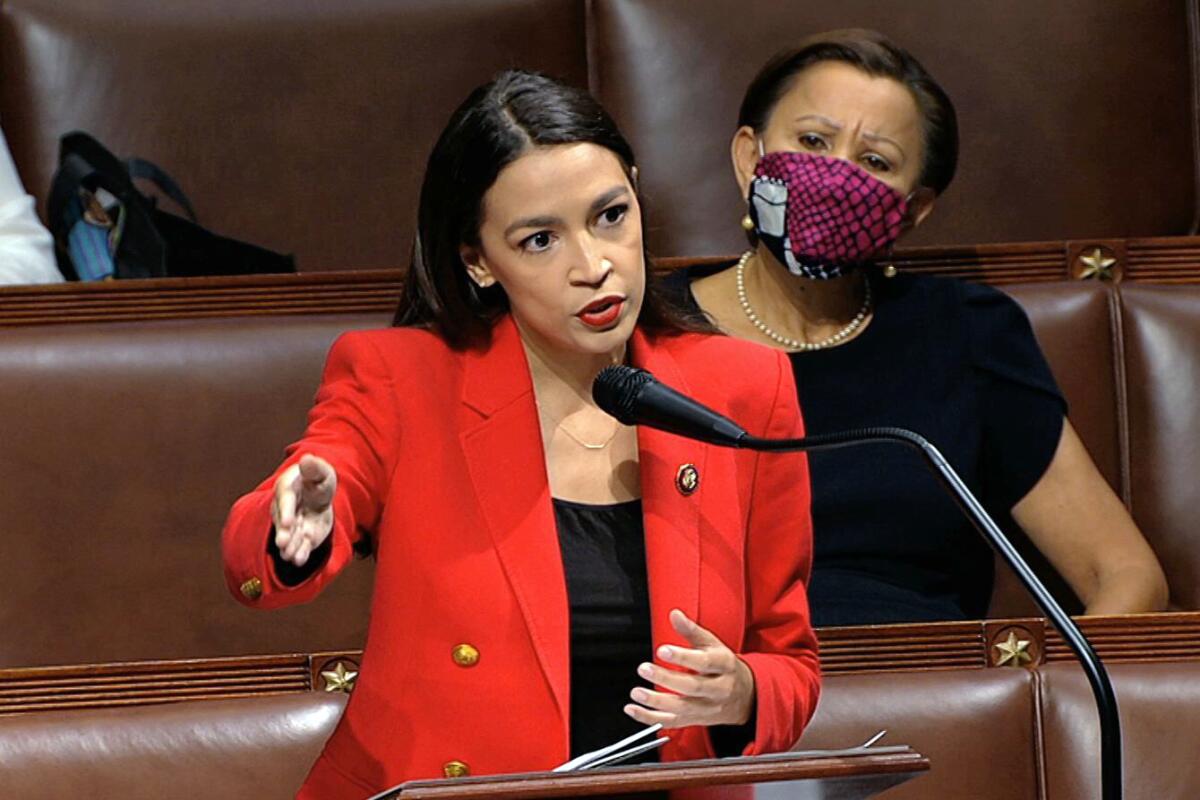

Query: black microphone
[[593, 365, 749, 446], [593, 364, 1123, 800]]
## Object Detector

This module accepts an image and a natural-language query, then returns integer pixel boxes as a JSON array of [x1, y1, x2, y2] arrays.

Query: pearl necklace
[[735, 251, 872, 351]]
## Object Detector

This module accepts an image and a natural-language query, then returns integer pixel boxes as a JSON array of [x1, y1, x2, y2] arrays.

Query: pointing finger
[[275, 464, 301, 529]]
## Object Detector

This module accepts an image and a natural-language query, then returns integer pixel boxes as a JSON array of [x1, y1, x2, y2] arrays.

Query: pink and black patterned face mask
[[748, 150, 910, 280]]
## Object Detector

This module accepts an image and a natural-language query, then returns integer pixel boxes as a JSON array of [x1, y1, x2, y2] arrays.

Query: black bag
[[48, 131, 295, 280]]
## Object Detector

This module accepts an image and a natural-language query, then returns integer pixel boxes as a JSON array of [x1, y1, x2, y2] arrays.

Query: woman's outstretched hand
[[624, 608, 756, 729], [271, 454, 337, 566]]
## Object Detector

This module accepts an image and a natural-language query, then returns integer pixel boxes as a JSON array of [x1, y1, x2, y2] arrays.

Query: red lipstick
[[577, 295, 625, 329]]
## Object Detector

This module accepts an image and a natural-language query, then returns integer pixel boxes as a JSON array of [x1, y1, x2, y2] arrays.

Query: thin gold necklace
[[557, 418, 621, 450], [539, 403, 622, 449]]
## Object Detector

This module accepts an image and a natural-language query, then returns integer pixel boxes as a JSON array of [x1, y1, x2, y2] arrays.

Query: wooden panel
[[3, 615, 1199, 716], [1043, 613, 1200, 664], [815, 622, 988, 673], [890, 241, 1068, 284], [818, 612, 1200, 675], [4, 235, 1200, 329], [0, 654, 312, 715], [1126, 238, 1200, 282], [0, 270, 405, 326]]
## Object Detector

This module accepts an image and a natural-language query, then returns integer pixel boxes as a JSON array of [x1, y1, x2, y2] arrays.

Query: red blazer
[[223, 316, 819, 799]]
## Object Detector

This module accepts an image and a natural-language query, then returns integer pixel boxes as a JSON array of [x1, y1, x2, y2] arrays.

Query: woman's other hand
[[624, 609, 756, 729], [271, 454, 337, 566]]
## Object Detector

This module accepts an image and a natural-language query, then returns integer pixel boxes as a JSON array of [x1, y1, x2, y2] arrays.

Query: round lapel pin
[[676, 463, 699, 495]]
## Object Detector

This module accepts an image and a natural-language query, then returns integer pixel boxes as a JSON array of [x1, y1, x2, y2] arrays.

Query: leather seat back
[[1119, 284, 1200, 609], [0, 692, 346, 800], [992, 282, 1121, 615], [586, 0, 1197, 255], [1038, 661, 1200, 799], [797, 668, 1039, 799], [0, 313, 387, 667], [0, 0, 588, 271]]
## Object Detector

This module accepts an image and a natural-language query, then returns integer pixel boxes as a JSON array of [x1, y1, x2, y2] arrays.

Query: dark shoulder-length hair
[[738, 29, 959, 196], [394, 69, 709, 348]]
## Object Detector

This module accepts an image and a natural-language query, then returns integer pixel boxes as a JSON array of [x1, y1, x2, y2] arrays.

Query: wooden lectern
[[372, 746, 929, 799]]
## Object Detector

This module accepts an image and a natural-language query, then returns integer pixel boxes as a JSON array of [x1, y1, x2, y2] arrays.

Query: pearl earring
[[600, 258, 613, 270], [741, 214, 755, 231]]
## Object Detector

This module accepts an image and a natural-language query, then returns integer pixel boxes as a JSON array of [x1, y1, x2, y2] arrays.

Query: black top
[[553, 498, 659, 762], [675, 264, 1067, 626]]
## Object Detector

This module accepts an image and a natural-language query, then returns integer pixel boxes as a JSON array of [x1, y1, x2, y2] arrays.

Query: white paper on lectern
[[578, 736, 669, 770], [552, 723, 666, 772], [553, 726, 884, 774]]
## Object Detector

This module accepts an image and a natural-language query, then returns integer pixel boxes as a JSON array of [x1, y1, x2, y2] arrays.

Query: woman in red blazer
[[223, 70, 819, 799]]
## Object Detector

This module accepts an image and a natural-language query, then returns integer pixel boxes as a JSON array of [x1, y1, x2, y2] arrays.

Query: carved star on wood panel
[[321, 661, 359, 693], [1078, 248, 1117, 281], [993, 631, 1034, 668]]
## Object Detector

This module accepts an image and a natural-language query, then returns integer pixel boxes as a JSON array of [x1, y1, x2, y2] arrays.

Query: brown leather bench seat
[[0, 0, 1197, 794], [0, 276, 1196, 799], [3, 279, 1190, 670], [2, 661, 1195, 800], [0, 692, 346, 799], [3, 0, 1196, 266], [797, 668, 1040, 799], [0, 313, 386, 669], [1036, 661, 1200, 799]]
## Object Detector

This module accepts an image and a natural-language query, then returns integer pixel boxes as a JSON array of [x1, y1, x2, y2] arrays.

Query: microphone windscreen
[[593, 365, 652, 424]]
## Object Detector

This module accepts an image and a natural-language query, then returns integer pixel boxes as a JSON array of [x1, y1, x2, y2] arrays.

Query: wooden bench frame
[[3, 612, 1197, 716], [3, 234, 1200, 328]]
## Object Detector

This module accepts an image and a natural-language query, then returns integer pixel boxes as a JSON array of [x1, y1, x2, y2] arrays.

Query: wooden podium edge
[[385, 749, 929, 799]]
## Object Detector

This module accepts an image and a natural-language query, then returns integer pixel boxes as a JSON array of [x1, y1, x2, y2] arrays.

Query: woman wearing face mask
[[222, 71, 819, 798], [679, 30, 1167, 627]]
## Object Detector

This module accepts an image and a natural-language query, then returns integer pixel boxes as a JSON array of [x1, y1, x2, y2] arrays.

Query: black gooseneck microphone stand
[[593, 365, 1122, 799], [742, 426, 1121, 800]]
